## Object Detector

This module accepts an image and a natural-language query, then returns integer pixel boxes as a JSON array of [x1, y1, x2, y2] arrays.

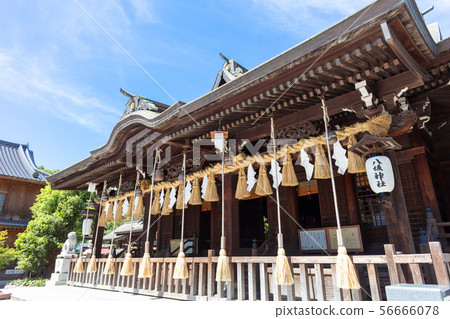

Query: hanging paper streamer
[[169, 187, 177, 209], [246, 164, 256, 192], [134, 196, 139, 210], [201, 174, 208, 199], [104, 201, 110, 219], [113, 201, 118, 219], [88, 183, 97, 193], [270, 159, 282, 189], [159, 187, 165, 208], [332, 140, 348, 175], [122, 198, 129, 217], [184, 181, 192, 204], [300, 148, 314, 181]]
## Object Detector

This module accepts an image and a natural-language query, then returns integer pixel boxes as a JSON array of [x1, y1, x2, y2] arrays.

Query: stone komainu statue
[[60, 231, 77, 256]]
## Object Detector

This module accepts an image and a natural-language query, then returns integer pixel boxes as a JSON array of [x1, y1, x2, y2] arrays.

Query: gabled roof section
[[212, 54, 248, 90], [0, 140, 49, 184]]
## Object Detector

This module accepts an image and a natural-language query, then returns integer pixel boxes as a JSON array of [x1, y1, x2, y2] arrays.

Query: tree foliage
[[37, 165, 60, 175], [0, 230, 17, 269], [14, 184, 89, 275]]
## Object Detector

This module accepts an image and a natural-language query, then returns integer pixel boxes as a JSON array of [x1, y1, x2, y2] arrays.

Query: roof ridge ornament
[[120, 88, 158, 119]]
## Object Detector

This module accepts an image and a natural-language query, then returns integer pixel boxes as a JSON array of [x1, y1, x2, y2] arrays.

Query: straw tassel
[[126, 196, 133, 217], [336, 245, 361, 289], [314, 144, 331, 179], [98, 204, 107, 227], [274, 234, 294, 285], [235, 167, 251, 199], [138, 241, 153, 278], [106, 201, 114, 222], [134, 196, 144, 218], [255, 164, 273, 196], [275, 248, 294, 285], [189, 179, 202, 205], [347, 134, 366, 174], [120, 248, 134, 276], [86, 255, 97, 273], [176, 183, 188, 210], [173, 244, 188, 279], [103, 254, 115, 275], [162, 188, 173, 215], [115, 200, 124, 222], [281, 154, 299, 186], [151, 190, 161, 215], [215, 237, 231, 282], [204, 174, 219, 202], [73, 256, 84, 273]]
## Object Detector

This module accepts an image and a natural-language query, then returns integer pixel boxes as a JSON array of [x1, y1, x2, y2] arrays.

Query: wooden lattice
[[398, 162, 426, 247], [317, 176, 349, 227]]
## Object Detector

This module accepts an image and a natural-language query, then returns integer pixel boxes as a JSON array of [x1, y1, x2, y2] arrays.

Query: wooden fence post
[[384, 244, 400, 285], [429, 242, 450, 286], [207, 249, 214, 299]]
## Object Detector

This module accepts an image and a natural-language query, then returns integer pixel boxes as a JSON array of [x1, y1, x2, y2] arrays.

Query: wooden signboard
[[298, 225, 363, 253], [299, 229, 327, 251], [327, 225, 363, 253]]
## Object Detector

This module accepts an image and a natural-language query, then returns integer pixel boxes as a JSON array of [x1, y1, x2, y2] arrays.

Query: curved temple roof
[[48, 0, 450, 190], [0, 140, 49, 184]]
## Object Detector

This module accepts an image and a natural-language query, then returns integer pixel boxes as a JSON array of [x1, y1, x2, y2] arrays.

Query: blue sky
[[0, 0, 448, 171]]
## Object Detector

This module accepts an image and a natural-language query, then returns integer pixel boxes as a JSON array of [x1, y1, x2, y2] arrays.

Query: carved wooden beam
[[381, 21, 431, 82]]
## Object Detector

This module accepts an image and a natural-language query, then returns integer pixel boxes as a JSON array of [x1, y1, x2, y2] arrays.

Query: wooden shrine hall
[[48, 0, 450, 301]]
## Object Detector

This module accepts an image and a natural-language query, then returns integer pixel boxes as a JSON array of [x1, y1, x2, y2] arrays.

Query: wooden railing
[[67, 242, 450, 301]]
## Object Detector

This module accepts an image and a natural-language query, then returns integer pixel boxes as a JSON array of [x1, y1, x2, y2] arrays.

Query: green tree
[[37, 165, 60, 175], [14, 184, 89, 276], [0, 230, 17, 269]]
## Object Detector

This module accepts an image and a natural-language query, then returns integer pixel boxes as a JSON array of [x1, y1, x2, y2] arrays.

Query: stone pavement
[[2, 285, 174, 302]]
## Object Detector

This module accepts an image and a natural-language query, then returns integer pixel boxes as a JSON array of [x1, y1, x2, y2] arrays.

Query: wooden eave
[[48, 0, 448, 191]]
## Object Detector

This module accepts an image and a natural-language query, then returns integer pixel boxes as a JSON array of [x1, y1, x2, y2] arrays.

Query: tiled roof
[[0, 140, 49, 183]]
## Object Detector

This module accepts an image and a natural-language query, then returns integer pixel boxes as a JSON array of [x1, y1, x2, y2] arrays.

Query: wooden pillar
[[285, 186, 300, 254], [93, 216, 104, 258], [141, 192, 151, 256], [156, 214, 162, 252], [415, 154, 442, 222], [223, 173, 240, 256], [382, 151, 415, 253], [210, 202, 217, 250], [344, 173, 360, 225]]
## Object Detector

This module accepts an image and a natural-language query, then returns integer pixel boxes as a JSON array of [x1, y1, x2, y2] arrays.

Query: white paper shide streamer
[[300, 148, 314, 181], [169, 187, 177, 209], [104, 202, 110, 216], [184, 181, 192, 204], [122, 198, 129, 216], [246, 164, 256, 192], [201, 174, 208, 199], [113, 201, 118, 218], [332, 140, 348, 175], [159, 188, 165, 208], [269, 159, 282, 189]]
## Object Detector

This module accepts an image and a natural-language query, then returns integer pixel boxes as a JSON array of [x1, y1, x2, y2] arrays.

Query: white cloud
[[130, 0, 158, 23], [0, 47, 121, 132], [250, 0, 373, 35]]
